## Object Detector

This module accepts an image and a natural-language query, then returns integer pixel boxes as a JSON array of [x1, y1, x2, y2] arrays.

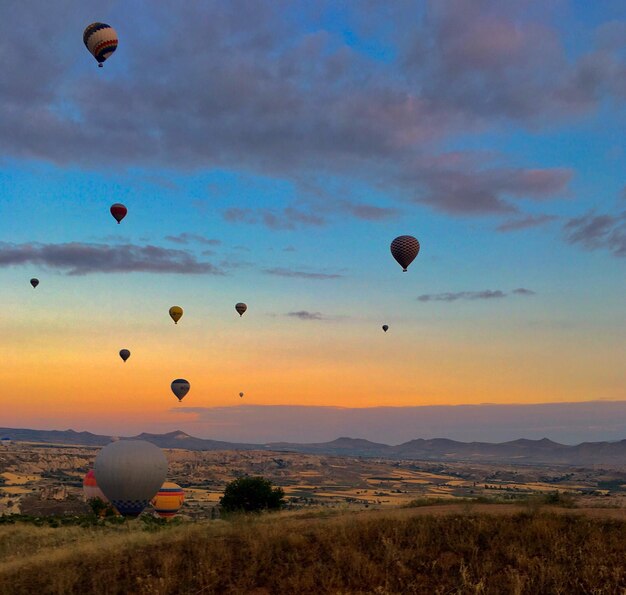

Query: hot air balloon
[[119, 349, 130, 362], [382, 325, 389, 332], [239, 392, 244, 398], [83, 469, 109, 503], [94, 440, 167, 517], [169, 306, 183, 324], [390, 235, 420, 272], [171, 379, 190, 401], [151, 482, 184, 518], [110, 203, 127, 224], [235, 302, 247, 317], [83, 23, 118, 68], [30, 278, 39, 289]]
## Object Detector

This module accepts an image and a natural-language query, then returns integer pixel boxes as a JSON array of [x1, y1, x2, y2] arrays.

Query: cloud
[[340, 202, 399, 221], [418, 290, 506, 302], [417, 288, 536, 302], [496, 214, 558, 232], [563, 211, 626, 257], [0, 1, 603, 222], [0, 242, 223, 275], [264, 267, 342, 280], [404, 165, 572, 215], [164, 233, 221, 246], [223, 207, 326, 230], [407, 1, 626, 122], [287, 311, 325, 320]]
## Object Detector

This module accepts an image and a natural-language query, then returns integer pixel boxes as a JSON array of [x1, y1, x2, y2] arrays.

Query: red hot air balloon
[[110, 203, 127, 224], [390, 235, 420, 272]]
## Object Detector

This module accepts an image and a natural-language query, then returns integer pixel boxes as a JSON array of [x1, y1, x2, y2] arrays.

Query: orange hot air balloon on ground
[[151, 482, 185, 518], [83, 469, 109, 503]]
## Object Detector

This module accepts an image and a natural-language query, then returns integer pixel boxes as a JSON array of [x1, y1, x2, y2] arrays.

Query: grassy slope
[[1, 506, 626, 594]]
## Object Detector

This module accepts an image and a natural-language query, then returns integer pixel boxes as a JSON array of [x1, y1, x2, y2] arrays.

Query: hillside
[[1, 506, 626, 594]]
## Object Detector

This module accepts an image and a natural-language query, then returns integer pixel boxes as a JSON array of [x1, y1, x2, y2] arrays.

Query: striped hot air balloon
[[83, 469, 109, 502], [83, 23, 118, 67], [151, 482, 185, 518]]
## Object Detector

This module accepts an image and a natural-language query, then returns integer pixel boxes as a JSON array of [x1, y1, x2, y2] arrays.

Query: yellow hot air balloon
[[169, 306, 183, 324], [151, 482, 185, 518]]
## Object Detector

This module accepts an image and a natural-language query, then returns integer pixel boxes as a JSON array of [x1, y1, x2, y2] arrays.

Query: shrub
[[219, 476, 285, 513]]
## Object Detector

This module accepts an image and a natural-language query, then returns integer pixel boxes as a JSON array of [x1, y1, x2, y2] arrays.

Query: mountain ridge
[[1, 426, 625, 466]]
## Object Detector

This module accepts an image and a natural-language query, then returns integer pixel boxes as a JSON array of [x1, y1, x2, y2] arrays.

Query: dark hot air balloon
[[169, 306, 183, 324], [239, 392, 244, 398], [110, 203, 127, 224], [119, 349, 130, 362], [83, 23, 118, 67], [30, 278, 39, 288], [171, 379, 190, 401], [390, 235, 420, 272], [94, 440, 167, 517], [382, 325, 389, 332], [235, 302, 247, 317]]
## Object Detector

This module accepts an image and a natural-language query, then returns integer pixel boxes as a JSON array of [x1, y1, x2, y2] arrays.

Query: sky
[[0, 0, 624, 443]]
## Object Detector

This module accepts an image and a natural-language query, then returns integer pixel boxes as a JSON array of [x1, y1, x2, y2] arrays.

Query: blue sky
[[0, 0, 624, 442]]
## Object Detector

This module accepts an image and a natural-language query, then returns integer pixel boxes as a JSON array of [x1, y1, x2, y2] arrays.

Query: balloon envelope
[[382, 325, 389, 332], [151, 482, 184, 518], [119, 349, 130, 362], [83, 23, 118, 66], [94, 440, 167, 517], [171, 379, 190, 401], [235, 302, 247, 316], [169, 306, 183, 324], [390, 235, 420, 271], [30, 278, 39, 288], [83, 469, 109, 503], [110, 203, 127, 224], [239, 392, 244, 398]]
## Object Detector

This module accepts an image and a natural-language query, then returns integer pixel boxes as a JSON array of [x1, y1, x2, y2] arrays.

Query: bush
[[219, 476, 285, 513]]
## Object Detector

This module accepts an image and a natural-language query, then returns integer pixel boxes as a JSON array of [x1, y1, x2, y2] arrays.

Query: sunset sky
[[1, 1, 624, 442]]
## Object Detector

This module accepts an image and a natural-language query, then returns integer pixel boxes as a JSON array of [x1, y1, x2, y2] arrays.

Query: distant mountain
[[2, 426, 626, 466]]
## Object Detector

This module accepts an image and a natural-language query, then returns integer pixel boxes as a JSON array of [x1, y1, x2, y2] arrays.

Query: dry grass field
[[1, 505, 626, 594]]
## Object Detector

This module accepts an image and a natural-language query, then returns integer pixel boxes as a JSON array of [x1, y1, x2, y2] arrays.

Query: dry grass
[[1, 507, 626, 594]]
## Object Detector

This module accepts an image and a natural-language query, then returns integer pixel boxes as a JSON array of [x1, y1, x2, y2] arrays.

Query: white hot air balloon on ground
[[94, 440, 167, 517]]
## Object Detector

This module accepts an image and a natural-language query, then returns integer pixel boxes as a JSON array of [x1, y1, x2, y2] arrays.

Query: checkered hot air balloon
[[390, 235, 420, 272], [83, 23, 118, 67]]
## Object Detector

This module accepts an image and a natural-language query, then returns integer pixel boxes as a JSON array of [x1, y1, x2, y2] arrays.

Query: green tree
[[220, 476, 285, 513]]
